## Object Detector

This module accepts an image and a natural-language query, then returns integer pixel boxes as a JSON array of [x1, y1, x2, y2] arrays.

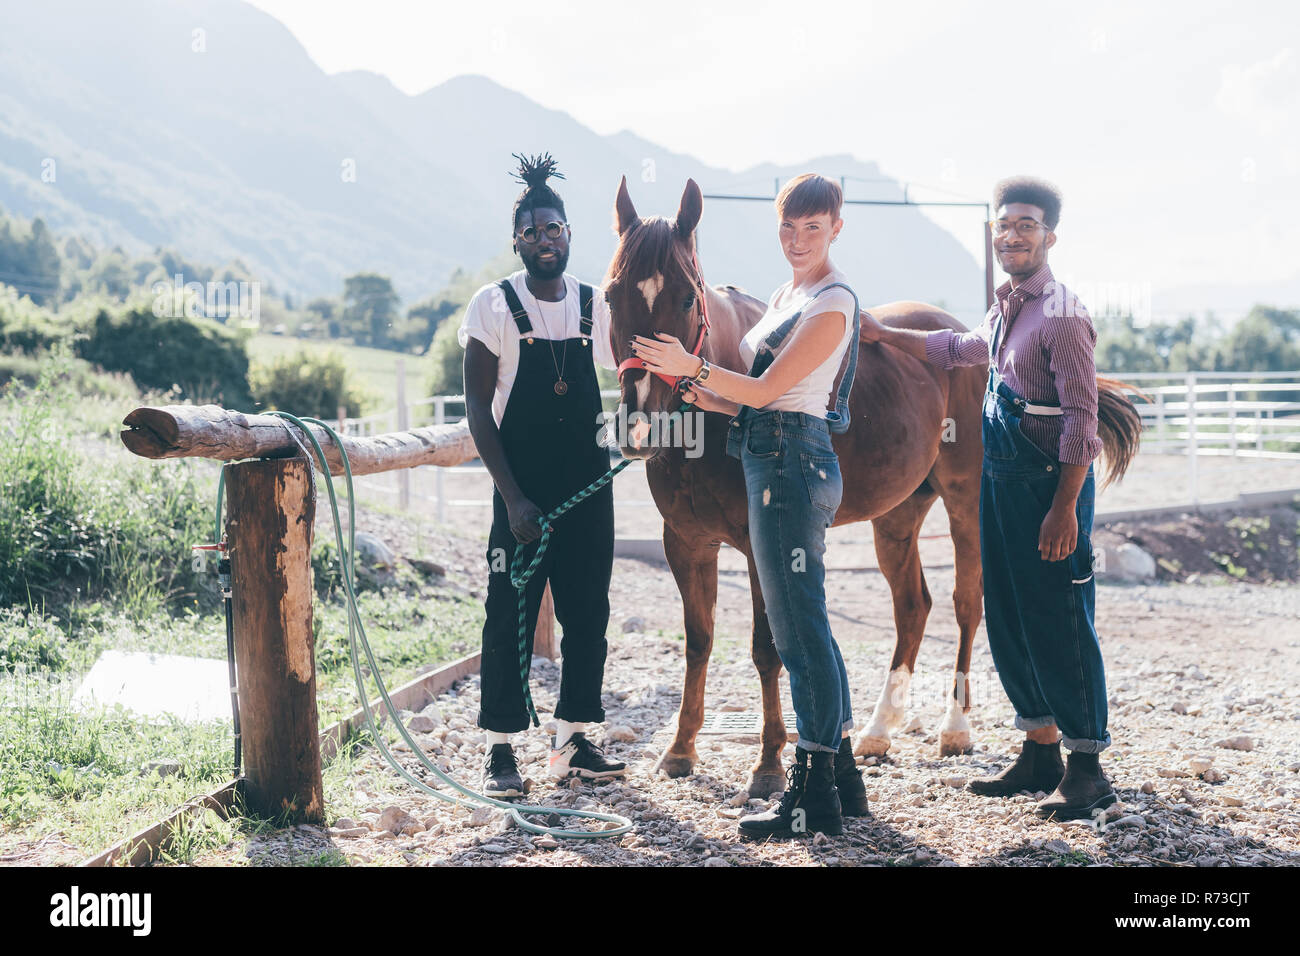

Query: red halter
[[613, 251, 711, 390]]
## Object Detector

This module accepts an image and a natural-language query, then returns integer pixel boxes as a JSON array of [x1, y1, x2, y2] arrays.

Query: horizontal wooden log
[[120, 404, 477, 476]]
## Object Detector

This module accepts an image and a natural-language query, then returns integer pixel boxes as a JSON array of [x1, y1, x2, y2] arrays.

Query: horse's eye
[[682, 293, 696, 312]]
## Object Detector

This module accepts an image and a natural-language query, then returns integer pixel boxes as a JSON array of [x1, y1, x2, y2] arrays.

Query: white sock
[[485, 731, 511, 746], [554, 720, 586, 748]]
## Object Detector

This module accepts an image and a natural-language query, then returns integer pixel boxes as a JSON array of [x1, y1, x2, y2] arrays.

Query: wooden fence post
[[396, 358, 410, 512], [225, 457, 325, 823]]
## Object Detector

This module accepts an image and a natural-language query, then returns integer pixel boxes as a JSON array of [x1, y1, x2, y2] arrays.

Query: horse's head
[[603, 176, 706, 460]]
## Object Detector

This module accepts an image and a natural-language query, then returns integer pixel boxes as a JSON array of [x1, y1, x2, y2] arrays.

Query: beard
[[523, 247, 569, 280]]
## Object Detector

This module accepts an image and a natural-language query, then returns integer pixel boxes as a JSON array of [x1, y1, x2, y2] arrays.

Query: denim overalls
[[980, 312, 1110, 753], [725, 283, 860, 753]]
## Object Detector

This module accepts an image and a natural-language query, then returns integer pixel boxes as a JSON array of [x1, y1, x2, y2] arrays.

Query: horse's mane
[[604, 217, 702, 298]]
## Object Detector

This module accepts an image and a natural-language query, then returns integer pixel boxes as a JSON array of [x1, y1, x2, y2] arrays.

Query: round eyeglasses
[[516, 220, 569, 244], [987, 218, 1050, 238]]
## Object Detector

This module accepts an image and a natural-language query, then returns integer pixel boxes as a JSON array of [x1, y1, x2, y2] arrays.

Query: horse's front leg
[[746, 555, 787, 797], [654, 524, 718, 779]]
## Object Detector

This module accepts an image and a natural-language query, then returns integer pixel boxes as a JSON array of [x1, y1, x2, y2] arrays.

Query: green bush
[[249, 349, 364, 419], [0, 289, 72, 353], [0, 607, 68, 672], [0, 366, 218, 617], [76, 305, 251, 408]]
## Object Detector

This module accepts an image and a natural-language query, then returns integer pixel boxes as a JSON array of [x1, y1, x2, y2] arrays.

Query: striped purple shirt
[[924, 264, 1102, 466]]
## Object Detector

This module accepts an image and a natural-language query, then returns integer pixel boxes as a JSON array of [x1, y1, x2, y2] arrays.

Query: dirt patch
[[1097, 504, 1300, 584]]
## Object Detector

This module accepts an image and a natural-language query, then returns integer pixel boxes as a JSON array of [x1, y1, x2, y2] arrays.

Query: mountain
[[0, 0, 986, 322]]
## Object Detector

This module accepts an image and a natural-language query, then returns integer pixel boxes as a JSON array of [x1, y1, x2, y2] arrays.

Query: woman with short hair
[[631, 173, 868, 838]]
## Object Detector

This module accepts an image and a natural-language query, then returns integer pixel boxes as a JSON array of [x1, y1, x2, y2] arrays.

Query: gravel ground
[[206, 513, 1300, 865]]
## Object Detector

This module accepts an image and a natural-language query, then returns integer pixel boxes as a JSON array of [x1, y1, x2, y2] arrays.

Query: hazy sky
[[247, 0, 1297, 315]]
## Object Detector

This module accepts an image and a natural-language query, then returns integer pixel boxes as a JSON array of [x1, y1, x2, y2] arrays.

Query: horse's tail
[[1096, 376, 1145, 488]]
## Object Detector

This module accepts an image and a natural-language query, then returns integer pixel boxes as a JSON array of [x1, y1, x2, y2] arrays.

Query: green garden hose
[[214, 411, 653, 840]]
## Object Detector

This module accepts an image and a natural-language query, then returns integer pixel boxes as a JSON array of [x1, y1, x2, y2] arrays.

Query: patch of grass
[[313, 586, 482, 725], [0, 350, 483, 863], [0, 672, 235, 859], [1052, 849, 1094, 866], [1209, 552, 1248, 579], [155, 808, 240, 866]]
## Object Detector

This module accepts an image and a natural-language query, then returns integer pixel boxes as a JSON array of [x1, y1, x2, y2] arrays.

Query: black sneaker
[[549, 733, 627, 780], [482, 743, 524, 798]]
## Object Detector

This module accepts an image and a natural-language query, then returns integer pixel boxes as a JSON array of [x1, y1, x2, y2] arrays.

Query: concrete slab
[[73, 649, 232, 723]]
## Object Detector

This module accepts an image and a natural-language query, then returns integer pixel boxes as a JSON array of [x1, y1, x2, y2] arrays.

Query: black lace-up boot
[[834, 737, 871, 817], [738, 747, 843, 839]]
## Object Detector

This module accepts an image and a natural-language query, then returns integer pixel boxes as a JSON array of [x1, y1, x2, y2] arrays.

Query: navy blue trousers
[[980, 377, 1110, 753]]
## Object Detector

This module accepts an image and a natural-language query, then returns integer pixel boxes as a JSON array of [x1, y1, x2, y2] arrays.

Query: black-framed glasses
[[987, 218, 1050, 237], [516, 220, 569, 244]]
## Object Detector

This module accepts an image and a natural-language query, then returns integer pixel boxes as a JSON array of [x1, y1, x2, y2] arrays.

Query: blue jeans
[[738, 410, 853, 753], [980, 377, 1110, 753]]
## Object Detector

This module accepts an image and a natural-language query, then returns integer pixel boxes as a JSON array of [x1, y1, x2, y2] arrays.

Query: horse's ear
[[676, 178, 703, 239], [614, 175, 639, 235]]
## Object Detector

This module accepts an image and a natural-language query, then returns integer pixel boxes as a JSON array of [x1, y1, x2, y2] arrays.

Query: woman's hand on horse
[[681, 382, 732, 414], [506, 494, 544, 543], [630, 333, 702, 378]]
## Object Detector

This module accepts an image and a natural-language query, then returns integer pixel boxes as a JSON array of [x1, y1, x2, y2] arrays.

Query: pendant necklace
[[534, 298, 569, 395]]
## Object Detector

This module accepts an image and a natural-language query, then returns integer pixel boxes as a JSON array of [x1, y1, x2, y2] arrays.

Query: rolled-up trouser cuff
[[796, 735, 839, 754], [554, 703, 606, 724], [1062, 733, 1111, 754], [1014, 714, 1059, 732]]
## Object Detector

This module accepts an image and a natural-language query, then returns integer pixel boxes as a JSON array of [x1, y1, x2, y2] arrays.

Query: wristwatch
[[693, 357, 711, 383]]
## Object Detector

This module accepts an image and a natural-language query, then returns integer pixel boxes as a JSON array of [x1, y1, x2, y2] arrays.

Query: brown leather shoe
[[967, 740, 1064, 797], [1036, 751, 1117, 820]]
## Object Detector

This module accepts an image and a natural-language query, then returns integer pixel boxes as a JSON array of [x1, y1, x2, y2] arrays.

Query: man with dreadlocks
[[459, 153, 626, 797]]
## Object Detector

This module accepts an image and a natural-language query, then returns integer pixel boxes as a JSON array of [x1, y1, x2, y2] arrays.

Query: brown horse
[[603, 177, 1136, 797]]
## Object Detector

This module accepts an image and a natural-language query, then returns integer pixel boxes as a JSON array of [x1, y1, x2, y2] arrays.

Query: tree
[[341, 273, 400, 347], [76, 305, 252, 407], [1213, 306, 1300, 372]]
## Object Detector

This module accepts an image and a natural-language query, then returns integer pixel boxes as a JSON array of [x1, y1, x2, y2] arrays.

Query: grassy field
[[0, 358, 482, 863]]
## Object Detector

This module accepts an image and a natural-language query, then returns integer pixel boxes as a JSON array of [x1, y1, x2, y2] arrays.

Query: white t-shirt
[[458, 270, 617, 426], [738, 270, 858, 417]]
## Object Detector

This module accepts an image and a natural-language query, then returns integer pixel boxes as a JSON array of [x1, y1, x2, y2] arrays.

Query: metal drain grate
[[697, 711, 797, 735]]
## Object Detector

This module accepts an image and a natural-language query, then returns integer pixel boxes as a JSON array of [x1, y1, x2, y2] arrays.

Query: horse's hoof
[[655, 751, 696, 778], [746, 769, 786, 798], [854, 733, 892, 758], [939, 730, 973, 756]]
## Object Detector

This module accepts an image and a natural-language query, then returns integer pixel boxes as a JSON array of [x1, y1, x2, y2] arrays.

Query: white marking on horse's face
[[634, 371, 652, 410], [637, 273, 664, 313]]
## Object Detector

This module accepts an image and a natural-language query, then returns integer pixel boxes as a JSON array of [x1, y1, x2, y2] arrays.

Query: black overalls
[[476, 280, 614, 733]]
